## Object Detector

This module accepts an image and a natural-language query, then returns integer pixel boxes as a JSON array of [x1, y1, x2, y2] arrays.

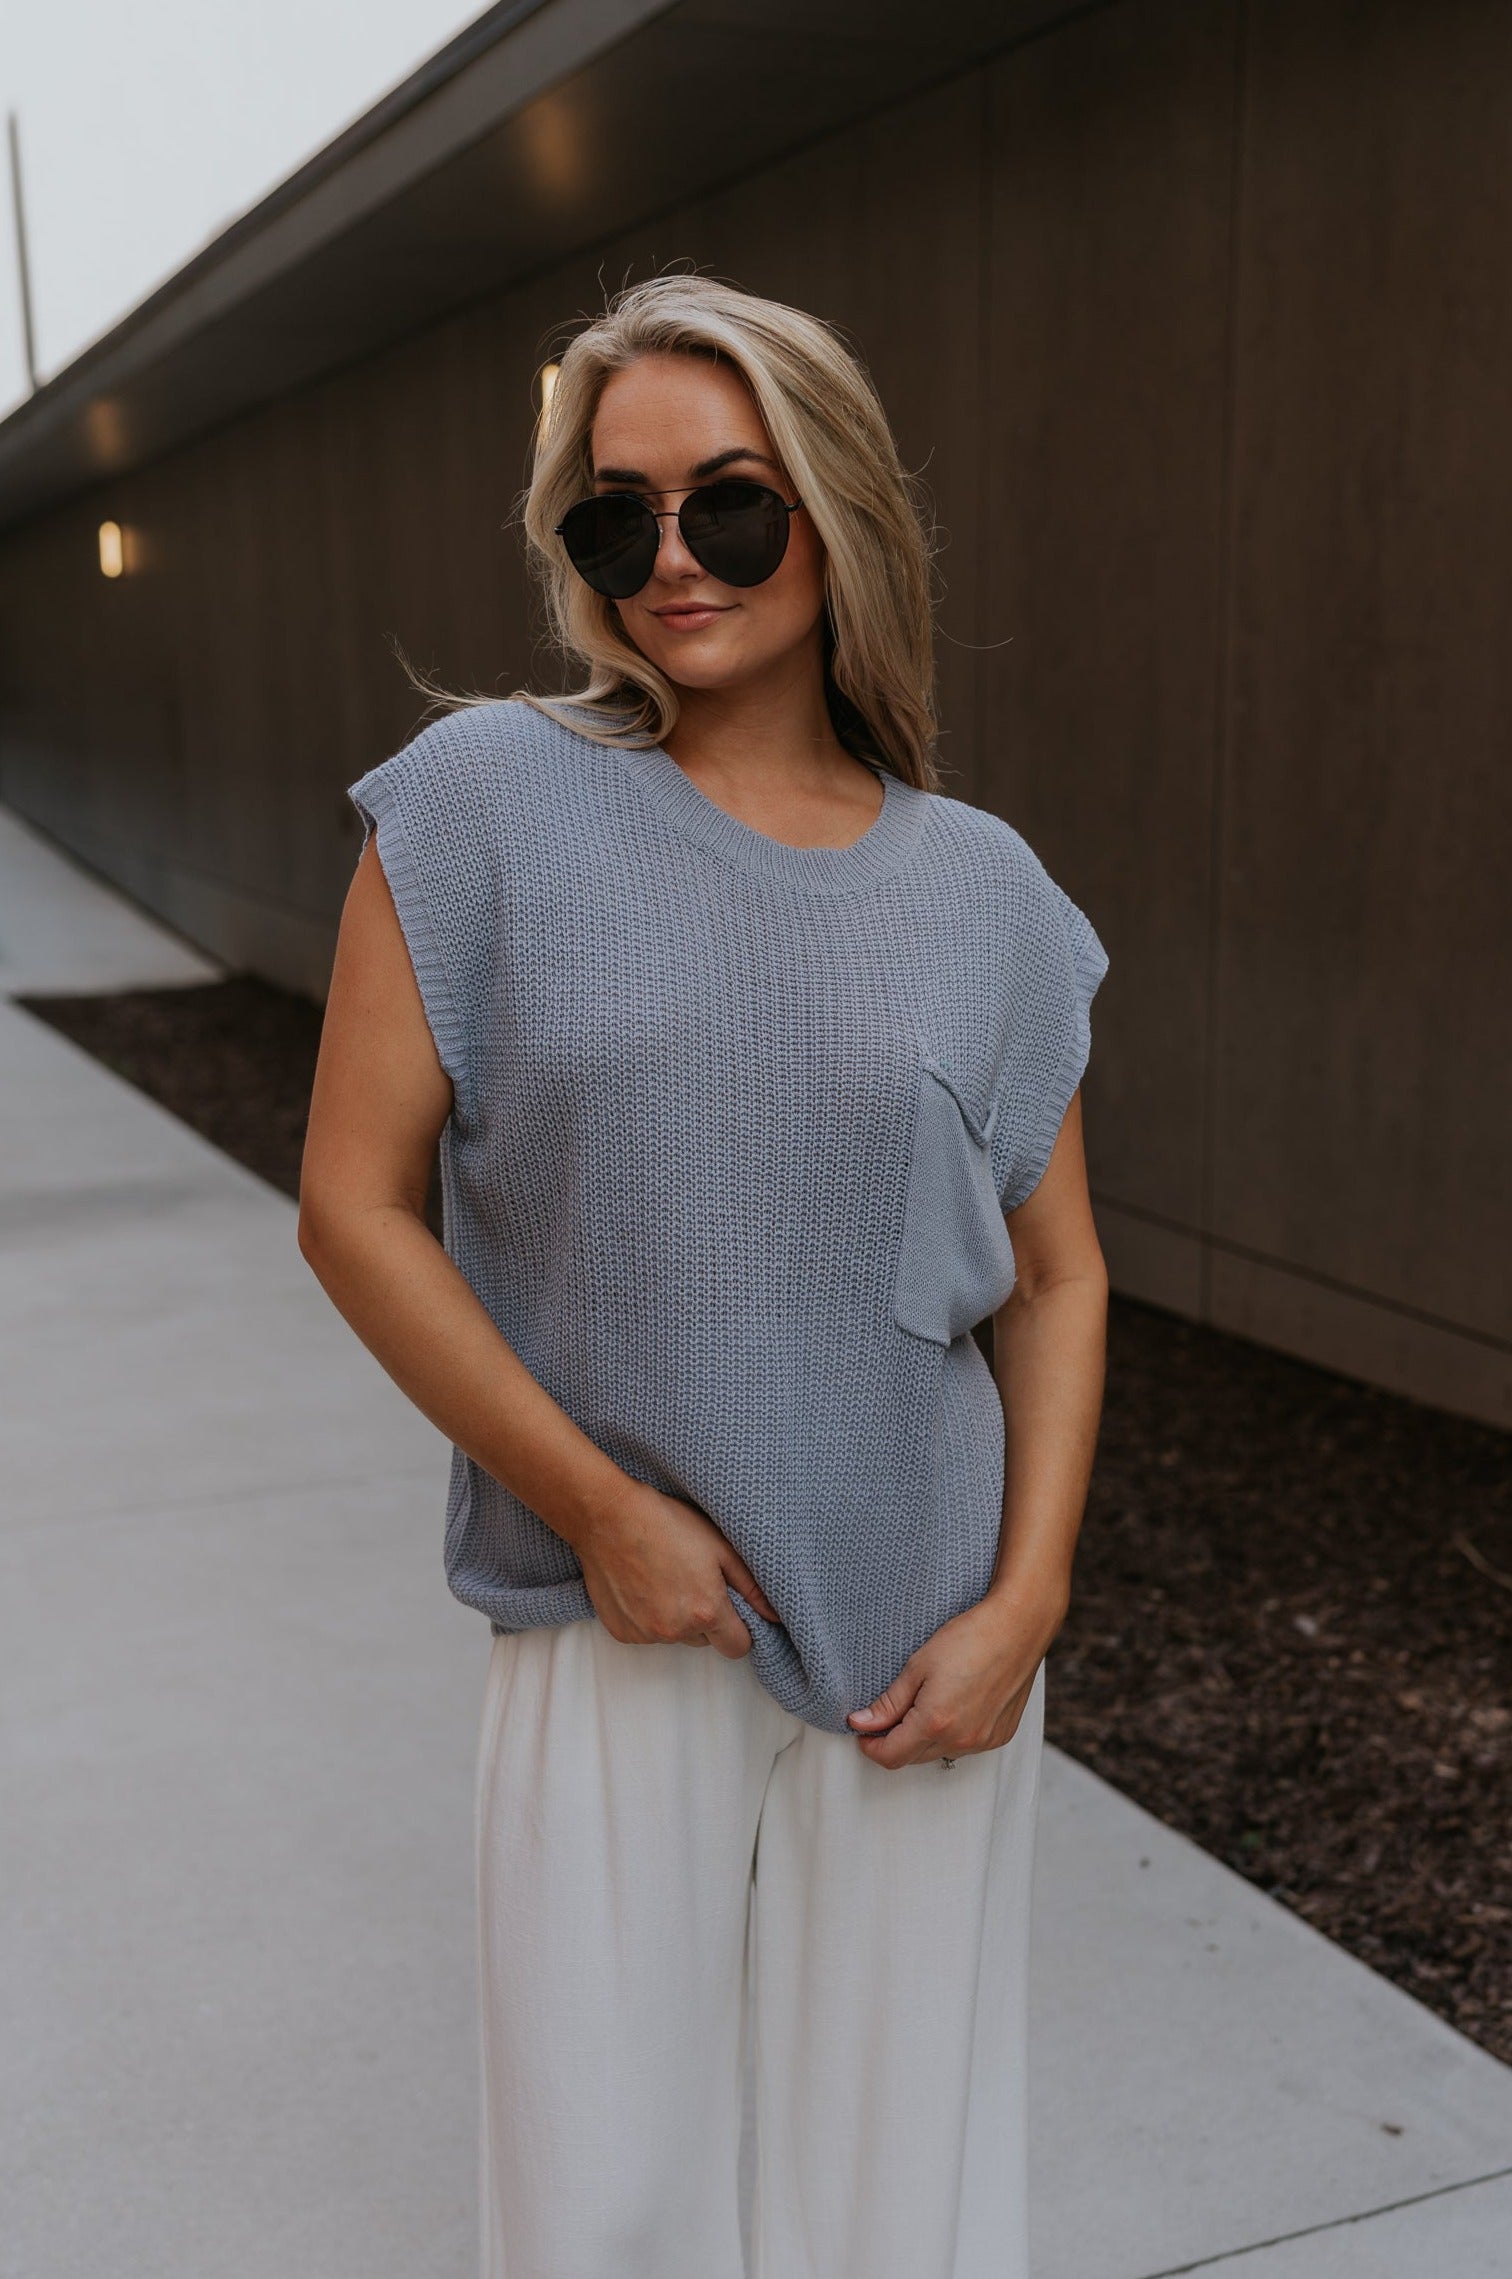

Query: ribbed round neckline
[[617, 737, 928, 893]]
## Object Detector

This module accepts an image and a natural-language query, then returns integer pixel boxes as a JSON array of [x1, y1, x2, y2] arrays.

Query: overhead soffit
[[0, 0, 1081, 530]]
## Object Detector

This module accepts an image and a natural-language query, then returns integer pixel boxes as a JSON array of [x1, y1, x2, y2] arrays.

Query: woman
[[299, 271, 1109, 2279]]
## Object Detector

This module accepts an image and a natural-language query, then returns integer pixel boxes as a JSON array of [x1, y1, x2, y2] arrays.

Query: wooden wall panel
[[1219, 0, 1512, 1345], [983, 0, 1241, 1228]]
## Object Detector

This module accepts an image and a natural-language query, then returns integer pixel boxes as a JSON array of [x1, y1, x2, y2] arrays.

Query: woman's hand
[[844, 1577, 1067, 1769], [846, 1087, 1104, 1773], [577, 1482, 782, 1659]]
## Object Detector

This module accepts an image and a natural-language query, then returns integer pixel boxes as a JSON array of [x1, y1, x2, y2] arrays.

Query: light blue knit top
[[348, 699, 1108, 1732]]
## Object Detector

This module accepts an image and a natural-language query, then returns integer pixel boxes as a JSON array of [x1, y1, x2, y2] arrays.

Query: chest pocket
[[892, 1053, 1019, 1346]]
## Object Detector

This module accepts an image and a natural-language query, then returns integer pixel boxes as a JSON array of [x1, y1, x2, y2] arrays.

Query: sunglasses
[[554, 478, 804, 599]]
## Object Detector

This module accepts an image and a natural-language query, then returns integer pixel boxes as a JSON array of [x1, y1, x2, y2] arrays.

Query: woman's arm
[[298, 838, 779, 1657], [847, 1088, 1108, 1766], [986, 1085, 1109, 1609]]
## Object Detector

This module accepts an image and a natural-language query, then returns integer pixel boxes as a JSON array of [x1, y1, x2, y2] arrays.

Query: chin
[[638, 634, 762, 690]]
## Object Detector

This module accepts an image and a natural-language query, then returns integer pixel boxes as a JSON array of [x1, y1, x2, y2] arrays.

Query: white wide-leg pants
[[474, 1615, 1045, 2279]]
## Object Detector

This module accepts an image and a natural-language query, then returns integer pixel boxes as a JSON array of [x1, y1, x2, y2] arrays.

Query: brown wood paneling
[[848, 74, 990, 798], [983, 0, 1242, 1227], [1218, 0, 1512, 1343]]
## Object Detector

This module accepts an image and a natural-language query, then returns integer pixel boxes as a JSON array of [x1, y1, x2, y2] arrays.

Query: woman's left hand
[[845, 1578, 1067, 1770]]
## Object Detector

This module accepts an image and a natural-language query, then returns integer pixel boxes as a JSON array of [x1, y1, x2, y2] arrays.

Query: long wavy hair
[[502, 271, 942, 791]]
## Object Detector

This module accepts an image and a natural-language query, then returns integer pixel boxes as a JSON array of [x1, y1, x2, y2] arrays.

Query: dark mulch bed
[[17, 975, 1512, 2066]]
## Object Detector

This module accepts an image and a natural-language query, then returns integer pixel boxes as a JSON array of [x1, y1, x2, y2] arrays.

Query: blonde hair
[[504, 271, 942, 791]]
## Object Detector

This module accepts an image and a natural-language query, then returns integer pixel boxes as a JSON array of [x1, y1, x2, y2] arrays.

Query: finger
[[855, 1701, 940, 1769], [704, 1599, 757, 1659], [846, 1666, 923, 1734], [723, 1557, 780, 1625]]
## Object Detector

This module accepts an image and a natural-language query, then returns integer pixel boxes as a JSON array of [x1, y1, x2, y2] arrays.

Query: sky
[[0, 1, 489, 416]]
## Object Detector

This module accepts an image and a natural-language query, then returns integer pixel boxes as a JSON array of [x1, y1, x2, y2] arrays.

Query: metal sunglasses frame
[[553, 478, 805, 589]]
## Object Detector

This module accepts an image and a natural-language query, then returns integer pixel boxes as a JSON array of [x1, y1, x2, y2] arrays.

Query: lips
[[650, 602, 732, 625]]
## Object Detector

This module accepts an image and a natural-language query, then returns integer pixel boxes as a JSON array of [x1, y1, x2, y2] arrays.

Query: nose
[[645, 504, 702, 580]]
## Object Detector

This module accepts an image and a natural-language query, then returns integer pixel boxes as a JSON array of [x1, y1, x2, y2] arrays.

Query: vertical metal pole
[[7, 110, 39, 393]]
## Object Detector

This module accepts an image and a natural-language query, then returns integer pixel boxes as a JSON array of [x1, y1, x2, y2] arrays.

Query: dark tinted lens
[[679, 481, 791, 588], [557, 494, 659, 598]]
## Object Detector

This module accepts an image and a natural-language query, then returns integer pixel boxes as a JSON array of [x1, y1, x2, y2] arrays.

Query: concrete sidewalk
[[2, 802, 1509, 2278]]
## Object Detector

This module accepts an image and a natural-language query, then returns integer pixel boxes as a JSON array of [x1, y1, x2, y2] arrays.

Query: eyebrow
[[592, 445, 782, 485]]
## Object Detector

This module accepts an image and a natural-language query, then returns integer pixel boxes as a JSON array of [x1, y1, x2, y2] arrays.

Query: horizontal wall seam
[[1092, 1190, 1512, 1356]]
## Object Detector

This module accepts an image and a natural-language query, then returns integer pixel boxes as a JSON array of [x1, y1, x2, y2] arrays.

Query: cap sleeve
[[347, 708, 499, 1128], [986, 839, 1110, 1215]]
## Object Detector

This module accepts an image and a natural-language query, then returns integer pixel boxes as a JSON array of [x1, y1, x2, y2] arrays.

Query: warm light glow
[[84, 397, 129, 464], [521, 98, 584, 201], [98, 521, 125, 578], [538, 363, 560, 434]]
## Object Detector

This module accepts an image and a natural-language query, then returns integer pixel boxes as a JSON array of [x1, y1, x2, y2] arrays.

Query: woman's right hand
[[577, 1483, 780, 1658]]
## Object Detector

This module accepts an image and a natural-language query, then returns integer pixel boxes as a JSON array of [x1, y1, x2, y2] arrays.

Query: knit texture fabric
[[348, 699, 1108, 1732]]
